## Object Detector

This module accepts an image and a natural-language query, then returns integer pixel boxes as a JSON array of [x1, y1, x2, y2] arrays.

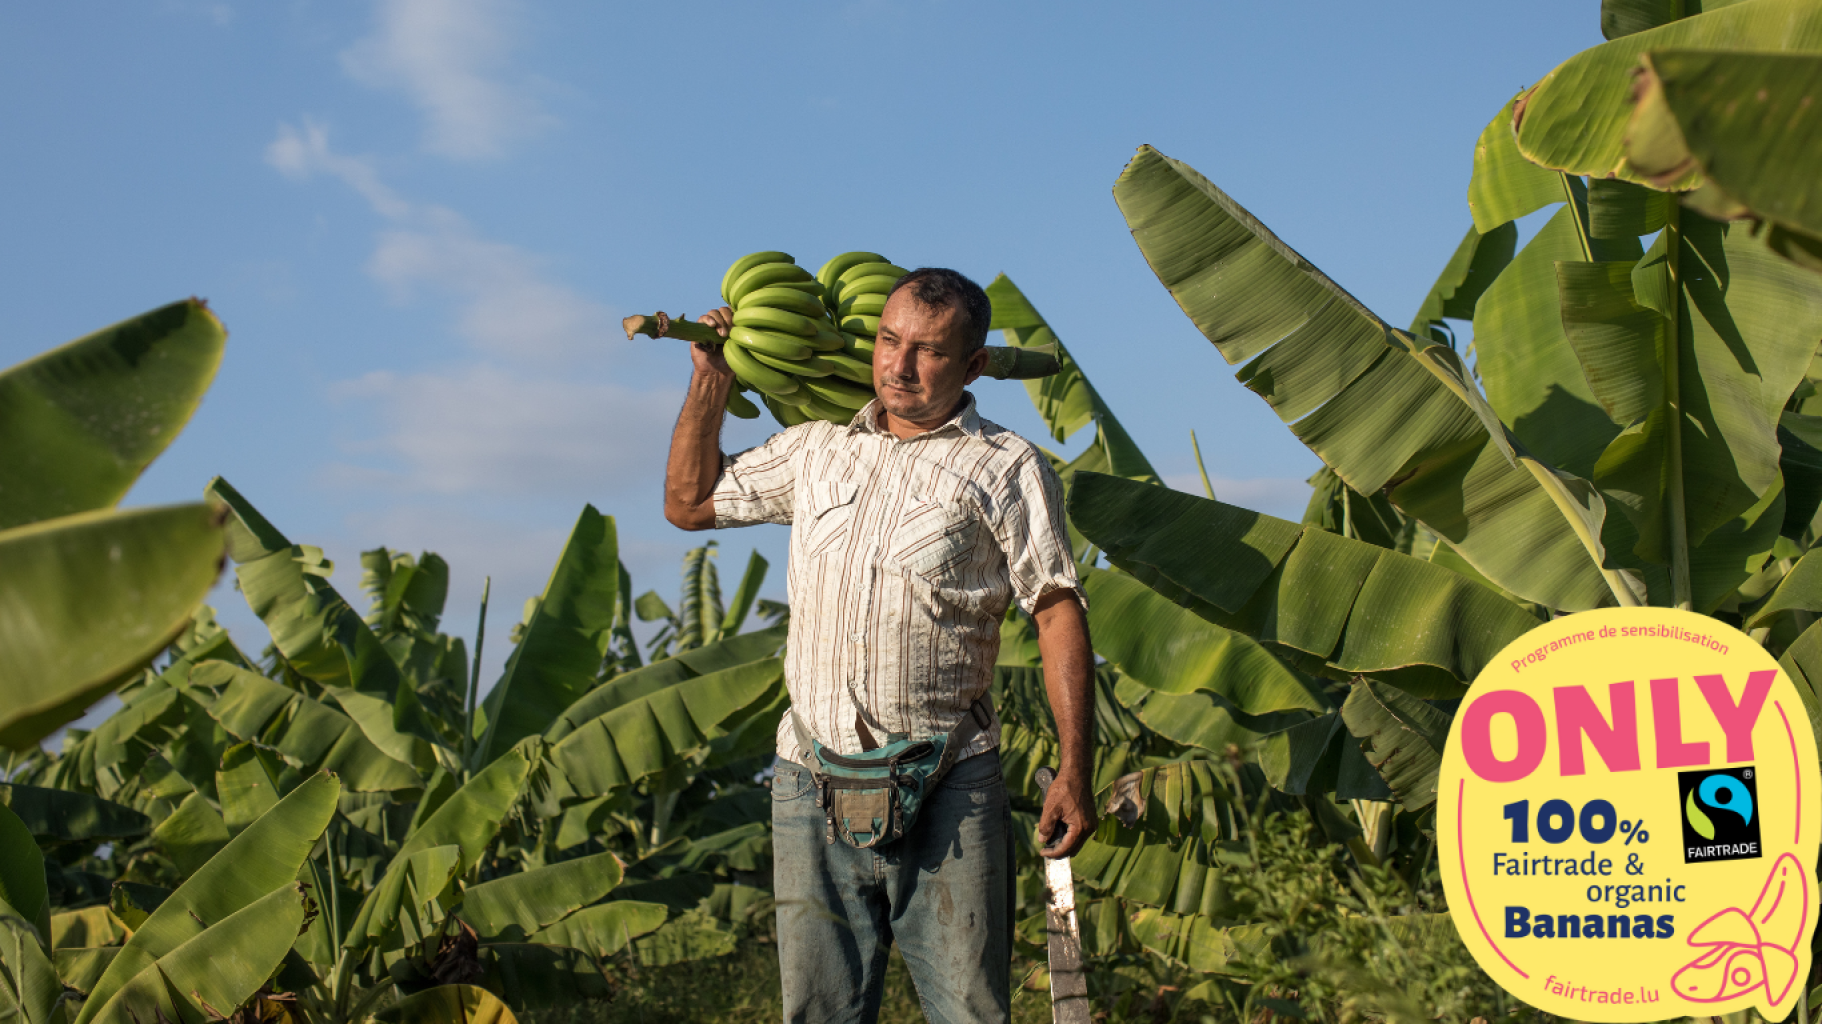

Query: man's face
[[871, 291, 988, 426]]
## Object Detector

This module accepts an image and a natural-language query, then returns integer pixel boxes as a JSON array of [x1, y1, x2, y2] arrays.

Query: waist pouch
[[793, 699, 991, 849]]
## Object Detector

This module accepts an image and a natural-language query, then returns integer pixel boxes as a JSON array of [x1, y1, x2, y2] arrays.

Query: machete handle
[[1034, 766, 1065, 851]]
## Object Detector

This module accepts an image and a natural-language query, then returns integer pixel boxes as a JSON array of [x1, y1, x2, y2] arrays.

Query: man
[[663, 267, 1096, 1024]]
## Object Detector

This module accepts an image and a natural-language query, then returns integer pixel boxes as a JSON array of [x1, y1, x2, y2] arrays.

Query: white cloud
[[267, 121, 613, 363], [341, 0, 552, 160], [367, 211, 616, 362], [327, 365, 681, 497], [266, 119, 410, 218]]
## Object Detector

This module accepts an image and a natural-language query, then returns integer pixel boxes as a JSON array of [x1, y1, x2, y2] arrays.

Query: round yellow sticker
[[1440, 608, 1821, 1021]]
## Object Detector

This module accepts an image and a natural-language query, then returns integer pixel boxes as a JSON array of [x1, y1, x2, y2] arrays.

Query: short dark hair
[[885, 268, 992, 355]]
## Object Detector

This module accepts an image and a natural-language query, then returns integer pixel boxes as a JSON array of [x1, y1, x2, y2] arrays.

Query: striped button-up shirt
[[712, 392, 1082, 764]]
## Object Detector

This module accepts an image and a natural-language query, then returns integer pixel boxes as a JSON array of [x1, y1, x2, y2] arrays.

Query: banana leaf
[[205, 477, 440, 768], [458, 852, 624, 941], [49, 907, 126, 951], [1602, 0, 1747, 39], [474, 506, 620, 766], [1514, 0, 1822, 183], [1113, 145, 1626, 610], [1777, 615, 1822, 741], [985, 274, 1158, 484], [1127, 905, 1271, 976], [475, 943, 608, 1009], [675, 542, 722, 652], [343, 747, 531, 950], [1258, 712, 1393, 801], [373, 984, 519, 1024], [1407, 222, 1518, 345], [1746, 545, 1822, 637], [74, 772, 340, 1024], [1467, 94, 1570, 235], [0, 896, 63, 1024], [0, 784, 148, 846], [214, 742, 285, 837], [0, 300, 225, 530], [54, 947, 118, 997], [1338, 680, 1453, 811], [1070, 473, 1544, 697], [107, 885, 170, 932], [549, 659, 785, 802], [0, 503, 226, 749], [1299, 467, 1411, 552], [527, 900, 668, 958], [632, 908, 738, 966], [716, 550, 768, 640], [1474, 199, 1639, 480], [349, 844, 461, 953], [360, 548, 450, 637], [1080, 568, 1326, 714], [81, 884, 306, 1024], [0, 804, 50, 944], [1558, 212, 1822, 610], [1109, 678, 1273, 754], [150, 793, 229, 877], [1625, 49, 1822, 272], [191, 662, 423, 793]]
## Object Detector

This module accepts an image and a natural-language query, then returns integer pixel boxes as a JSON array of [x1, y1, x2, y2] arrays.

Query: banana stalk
[[622, 313, 1063, 381]]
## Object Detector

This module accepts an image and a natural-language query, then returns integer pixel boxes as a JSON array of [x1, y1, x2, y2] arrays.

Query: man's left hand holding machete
[[663, 267, 1097, 1024]]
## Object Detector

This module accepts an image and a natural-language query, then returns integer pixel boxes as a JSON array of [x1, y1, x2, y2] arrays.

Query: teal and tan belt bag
[[791, 699, 992, 849]]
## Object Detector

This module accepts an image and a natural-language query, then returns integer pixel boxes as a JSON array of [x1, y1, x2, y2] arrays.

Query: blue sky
[[0, 1, 1604, 689]]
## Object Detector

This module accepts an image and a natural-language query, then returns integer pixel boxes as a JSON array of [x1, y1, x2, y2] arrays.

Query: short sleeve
[[711, 424, 810, 528], [990, 450, 1086, 615]]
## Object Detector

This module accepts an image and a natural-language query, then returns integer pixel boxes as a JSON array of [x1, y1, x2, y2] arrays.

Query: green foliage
[[1209, 813, 1540, 1024]]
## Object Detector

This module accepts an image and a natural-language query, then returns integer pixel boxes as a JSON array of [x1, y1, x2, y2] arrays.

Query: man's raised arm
[[663, 307, 736, 532]]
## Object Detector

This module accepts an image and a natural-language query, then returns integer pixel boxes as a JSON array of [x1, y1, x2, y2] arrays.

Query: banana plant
[[0, 301, 229, 748], [634, 541, 770, 660], [1623, 48, 1822, 273]]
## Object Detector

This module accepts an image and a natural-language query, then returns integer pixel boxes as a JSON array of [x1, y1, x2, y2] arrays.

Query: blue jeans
[[772, 751, 1013, 1024]]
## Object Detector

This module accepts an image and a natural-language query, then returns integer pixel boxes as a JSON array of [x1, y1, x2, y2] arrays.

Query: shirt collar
[[850, 391, 982, 440]]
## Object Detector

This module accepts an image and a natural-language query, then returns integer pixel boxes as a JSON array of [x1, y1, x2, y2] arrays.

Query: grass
[[521, 941, 1099, 1024]]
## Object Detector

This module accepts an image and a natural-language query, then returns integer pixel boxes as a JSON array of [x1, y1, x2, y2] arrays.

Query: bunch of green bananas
[[816, 251, 908, 359], [714, 250, 902, 427]]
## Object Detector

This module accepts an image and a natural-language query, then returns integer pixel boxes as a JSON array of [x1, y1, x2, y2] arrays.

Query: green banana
[[772, 279, 826, 298], [725, 388, 761, 419], [799, 390, 857, 422], [765, 383, 812, 407], [839, 314, 881, 335], [816, 251, 887, 292], [838, 293, 889, 318], [721, 251, 793, 303], [723, 337, 802, 395], [837, 262, 909, 286], [734, 306, 822, 337], [765, 394, 811, 426], [804, 375, 875, 410], [729, 262, 815, 305], [806, 322, 848, 352], [753, 348, 831, 378], [819, 349, 873, 385], [728, 325, 813, 360], [739, 285, 826, 319], [838, 274, 900, 299], [844, 333, 874, 357]]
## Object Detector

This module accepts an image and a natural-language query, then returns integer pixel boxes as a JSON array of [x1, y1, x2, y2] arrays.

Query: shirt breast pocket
[[890, 497, 978, 584], [800, 481, 860, 559]]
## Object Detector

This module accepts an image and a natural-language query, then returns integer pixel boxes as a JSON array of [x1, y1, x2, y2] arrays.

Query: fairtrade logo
[[1679, 767, 1763, 863], [1685, 775, 1755, 840]]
